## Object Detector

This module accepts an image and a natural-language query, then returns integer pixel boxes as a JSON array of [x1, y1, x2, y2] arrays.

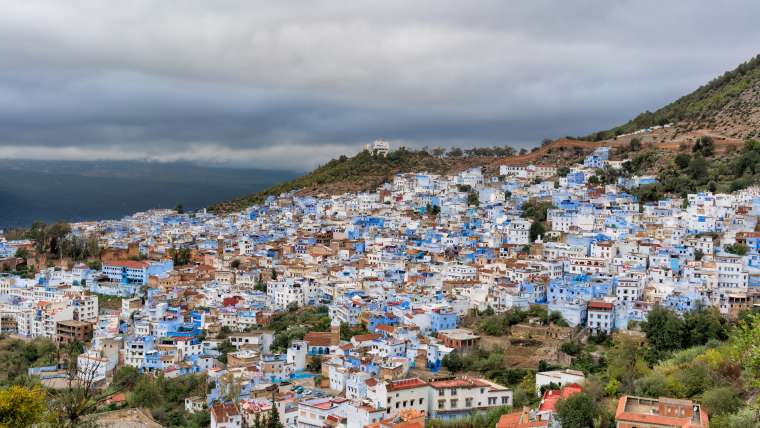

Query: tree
[[688, 154, 708, 179], [0, 385, 46, 427], [556, 393, 596, 428], [230, 259, 241, 269], [442, 351, 465, 372], [682, 306, 728, 347], [607, 335, 651, 393], [112, 366, 141, 390], [48, 342, 118, 426], [175, 204, 184, 214], [128, 376, 162, 408], [447, 147, 463, 157], [467, 192, 479, 207], [694, 248, 704, 261], [14, 247, 30, 260], [693, 136, 715, 157], [266, 400, 284, 428], [725, 243, 749, 256], [169, 246, 192, 266], [641, 305, 685, 356], [709, 407, 757, 428], [674, 153, 691, 170], [529, 221, 545, 242], [549, 311, 568, 327], [521, 200, 554, 223], [255, 276, 267, 293], [629, 138, 642, 152]]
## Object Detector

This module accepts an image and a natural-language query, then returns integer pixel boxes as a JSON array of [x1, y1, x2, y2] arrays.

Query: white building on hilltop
[[366, 140, 390, 156]]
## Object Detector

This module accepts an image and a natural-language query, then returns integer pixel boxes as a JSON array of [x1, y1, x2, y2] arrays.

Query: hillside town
[[1, 144, 758, 427]]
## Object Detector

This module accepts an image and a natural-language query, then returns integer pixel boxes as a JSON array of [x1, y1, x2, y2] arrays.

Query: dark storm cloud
[[0, 1, 758, 170]]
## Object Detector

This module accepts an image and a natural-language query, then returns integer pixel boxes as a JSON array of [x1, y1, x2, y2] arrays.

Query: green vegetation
[[625, 139, 760, 201], [466, 191, 479, 207], [556, 393, 600, 428], [426, 406, 511, 428], [20, 221, 100, 261], [96, 294, 123, 311], [640, 305, 728, 358], [725, 243, 749, 256], [0, 335, 57, 386], [591, 54, 760, 140], [549, 306, 760, 427], [340, 322, 370, 341], [209, 144, 530, 212], [0, 385, 46, 428], [425, 203, 441, 216], [125, 370, 209, 428], [521, 200, 554, 243], [168, 246, 192, 266], [465, 305, 566, 336], [210, 148, 453, 212], [268, 304, 331, 351]]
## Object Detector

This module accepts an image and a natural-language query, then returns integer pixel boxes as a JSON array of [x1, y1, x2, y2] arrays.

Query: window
[[450, 388, 457, 395], [438, 400, 445, 409], [419, 398, 424, 405], [438, 390, 444, 396], [465, 398, 473, 407], [450, 399, 458, 408], [502, 396, 509, 405]]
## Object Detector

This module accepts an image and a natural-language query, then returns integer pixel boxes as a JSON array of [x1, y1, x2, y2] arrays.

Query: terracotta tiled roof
[[211, 402, 239, 423], [352, 333, 382, 342], [496, 410, 548, 428], [387, 378, 428, 391], [587, 300, 613, 311], [304, 331, 333, 347]]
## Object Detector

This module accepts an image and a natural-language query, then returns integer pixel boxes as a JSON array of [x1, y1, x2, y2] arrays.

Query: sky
[[0, 1, 759, 171]]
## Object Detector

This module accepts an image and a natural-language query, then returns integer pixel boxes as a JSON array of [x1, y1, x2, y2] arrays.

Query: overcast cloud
[[0, 1, 758, 170]]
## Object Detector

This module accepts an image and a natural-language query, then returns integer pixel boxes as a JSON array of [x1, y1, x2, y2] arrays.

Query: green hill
[[209, 147, 456, 212], [207, 141, 601, 213], [590, 54, 760, 141]]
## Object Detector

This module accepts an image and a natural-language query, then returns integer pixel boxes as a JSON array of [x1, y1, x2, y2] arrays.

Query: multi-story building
[[55, 319, 93, 346], [428, 377, 512, 420]]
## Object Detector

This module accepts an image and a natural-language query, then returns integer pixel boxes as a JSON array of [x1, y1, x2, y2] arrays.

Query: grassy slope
[[208, 141, 601, 213], [209, 148, 453, 212], [592, 54, 760, 139]]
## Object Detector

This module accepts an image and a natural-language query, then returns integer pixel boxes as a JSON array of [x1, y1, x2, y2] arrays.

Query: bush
[[560, 341, 582, 356], [725, 243, 749, 256], [701, 386, 742, 417]]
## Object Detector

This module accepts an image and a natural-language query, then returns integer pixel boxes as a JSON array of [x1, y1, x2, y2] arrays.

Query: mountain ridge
[[590, 54, 760, 141]]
